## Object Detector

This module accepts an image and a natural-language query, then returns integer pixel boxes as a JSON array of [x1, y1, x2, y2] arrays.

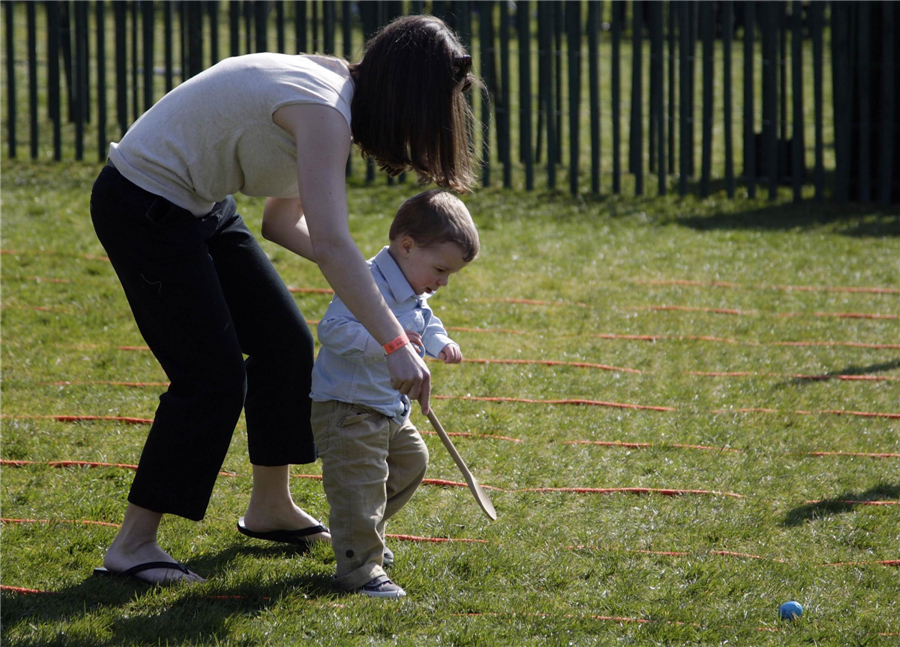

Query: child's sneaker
[[359, 575, 406, 599], [383, 546, 394, 567]]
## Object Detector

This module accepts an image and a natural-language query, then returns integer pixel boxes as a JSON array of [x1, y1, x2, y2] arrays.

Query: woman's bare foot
[[102, 504, 204, 584], [242, 464, 331, 544]]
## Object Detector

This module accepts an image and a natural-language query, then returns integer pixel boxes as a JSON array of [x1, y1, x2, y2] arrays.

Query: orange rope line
[[635, 278, 900, 295], [638, 305, 899, 320]]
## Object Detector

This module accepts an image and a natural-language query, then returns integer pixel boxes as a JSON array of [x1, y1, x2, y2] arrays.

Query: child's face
[[392, 236, 469, 296]]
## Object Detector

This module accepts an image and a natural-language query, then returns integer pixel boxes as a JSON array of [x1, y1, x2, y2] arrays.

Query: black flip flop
[[236, 517, 329, 548], [93, 560, 196, 584]]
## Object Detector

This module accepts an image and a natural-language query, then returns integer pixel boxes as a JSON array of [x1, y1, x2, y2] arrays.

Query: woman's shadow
[[0, 544, 337, 647], [782, 483, 900, 526]]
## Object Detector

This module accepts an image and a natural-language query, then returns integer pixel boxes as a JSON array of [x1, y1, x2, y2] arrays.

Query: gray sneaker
[[383, 546, 394, 567], [359, 575, 406, 599]]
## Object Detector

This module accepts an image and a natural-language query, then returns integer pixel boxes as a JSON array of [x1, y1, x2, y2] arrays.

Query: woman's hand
[[386, 343, 431, 414]]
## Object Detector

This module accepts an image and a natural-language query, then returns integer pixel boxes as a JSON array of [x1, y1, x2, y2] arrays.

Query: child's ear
[[399, 235, 416, 257]]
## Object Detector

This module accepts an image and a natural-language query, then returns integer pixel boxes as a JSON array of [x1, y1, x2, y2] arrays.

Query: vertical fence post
[[857, 1, 871, 203], [479, 1, 494, 188], [652, 1, 665, 196], [5, 0, 15, 159], [132, 2, 139, 118], [96, 0, 107, 162], [296, 0, 307, 54], [276, 0, 285, 52], [27, 1, 38, 158], [189, 1, 203, 78], [832, 2, 850, 204], [164, 2, 174, 92], [323, 0, 335, 54], [700, 1, 713, 197], [678, 1, 689, 195], [61, 1, 74, 124], [879, 2, 895, 205], [114, 1, 127, 135], [209, 0, 220, 65], [743, 0, 755, 198], [517, 1, 534, 190], [499, 0, 511, 188], [687, 1, 696, 177], [612, 1, 621, 194], [632, 2, 643, 196], [723, 1, 734, 198], [811, 1, 824, 200], [311, 0, 318, 53], [791, 0, 804, 202], [762, 2, 778, 200], [48, 0, 62, 160], [566, 0, 581, 196], [254, 1, 268, 54], [554, 2, 563, 167], [142, 1, 154, 113], [587, 0, 601, 195], [539, 0, 556, 189], [74, 0, 87, 160], [229, 2, 240, 56], [667, 3, 675, 175]]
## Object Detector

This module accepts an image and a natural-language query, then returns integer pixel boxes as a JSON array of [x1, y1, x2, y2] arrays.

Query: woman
[[89, 15, 477, 584]]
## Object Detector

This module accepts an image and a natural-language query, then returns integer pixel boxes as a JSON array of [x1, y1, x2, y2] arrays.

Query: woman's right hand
[[386, 343, 431, 414]]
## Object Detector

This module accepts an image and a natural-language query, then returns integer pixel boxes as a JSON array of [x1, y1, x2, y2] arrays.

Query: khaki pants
[[311, 400, 429, 590]]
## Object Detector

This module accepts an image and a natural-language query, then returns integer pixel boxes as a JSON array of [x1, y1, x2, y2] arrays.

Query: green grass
[[1, 158, 899, 646]]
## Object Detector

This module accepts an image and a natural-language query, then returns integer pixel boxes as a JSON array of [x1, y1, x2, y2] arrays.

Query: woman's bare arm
[[261, 197, 316, 262], [272, 103, 431, 411]]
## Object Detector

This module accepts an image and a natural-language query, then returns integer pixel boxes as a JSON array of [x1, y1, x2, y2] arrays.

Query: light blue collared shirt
[[310, 246, 455, 423]]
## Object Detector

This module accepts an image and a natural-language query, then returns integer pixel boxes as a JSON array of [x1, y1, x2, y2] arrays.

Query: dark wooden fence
[[3, 1, 898, 205]]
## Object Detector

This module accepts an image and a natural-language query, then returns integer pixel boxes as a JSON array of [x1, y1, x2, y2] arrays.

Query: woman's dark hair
[[348, 15, 479, 194], [390, 190, 480, 262]]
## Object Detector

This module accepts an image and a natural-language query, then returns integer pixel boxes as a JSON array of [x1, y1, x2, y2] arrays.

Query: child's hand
[[438, 343, 462, 364], [405, 330, 425, 357]]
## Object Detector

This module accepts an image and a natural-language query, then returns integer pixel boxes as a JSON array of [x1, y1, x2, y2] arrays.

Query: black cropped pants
[[90, 164, 316, 520]]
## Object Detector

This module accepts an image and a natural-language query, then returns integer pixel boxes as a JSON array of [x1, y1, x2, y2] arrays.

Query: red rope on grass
[[473, 297, 589, 308], [420, 430, 523, 443], [0, 585, 52, 594], [287, 286, 334, 294], [807, 451, 900, 459], [520, 487, 744, 498], [433, 394, 676, 412], [564, 440, 742, 453], [690, 371, 900, 382], [0, 249, 110, 262], [462, 357, 643, 373], [1, 414, 154, 424], [1, 517, 120, 528], [635, 278, 900, 295], [385, 533, 487, 544], [640, 305, 899, 320]]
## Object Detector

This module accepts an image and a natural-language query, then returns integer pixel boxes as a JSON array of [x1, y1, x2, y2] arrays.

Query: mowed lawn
[[1, 160, 899, 646]]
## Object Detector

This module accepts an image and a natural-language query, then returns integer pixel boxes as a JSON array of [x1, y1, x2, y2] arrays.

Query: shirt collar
[[373, 246, 418, 303]]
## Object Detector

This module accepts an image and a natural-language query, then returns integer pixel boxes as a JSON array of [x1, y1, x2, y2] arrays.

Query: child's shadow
[[0, 544, 338, 646], [782, 483, 900, 527]]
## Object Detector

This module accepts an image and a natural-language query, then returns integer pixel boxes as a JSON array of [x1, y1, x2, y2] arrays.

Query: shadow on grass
[[777, 359, 900, 387], [782, 483, 900, 527], [0, 544, 338, 646]]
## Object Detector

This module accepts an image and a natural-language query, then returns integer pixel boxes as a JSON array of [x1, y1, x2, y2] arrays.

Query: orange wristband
[[383, 333, 410, 355]]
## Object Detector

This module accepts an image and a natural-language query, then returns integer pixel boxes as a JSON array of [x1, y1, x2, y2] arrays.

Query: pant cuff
[[333, 562, 386, 592]]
